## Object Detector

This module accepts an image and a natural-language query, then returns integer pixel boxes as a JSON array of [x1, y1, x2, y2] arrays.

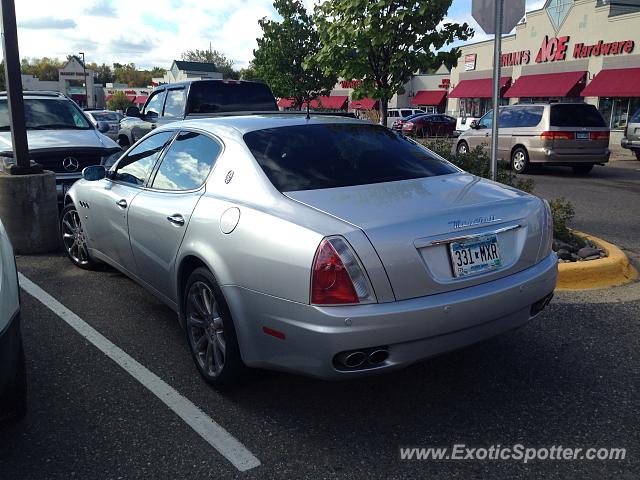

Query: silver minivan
[[456, 103, 610, 174], [621, 108, 640, 161]]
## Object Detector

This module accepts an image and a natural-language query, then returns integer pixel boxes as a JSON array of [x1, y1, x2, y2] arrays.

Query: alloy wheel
[[512, 151, 527, 172], [186, 281, 226, 378], [61, 208, 90, 266]]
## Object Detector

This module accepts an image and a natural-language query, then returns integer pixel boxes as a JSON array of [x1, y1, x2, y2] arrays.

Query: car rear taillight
[[311, 237, 376, 305], [540, 131, 574, 140], [590, 131, 610, 140]]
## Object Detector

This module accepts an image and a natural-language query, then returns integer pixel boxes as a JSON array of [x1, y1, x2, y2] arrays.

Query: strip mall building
[[327, 0, 640, 142]]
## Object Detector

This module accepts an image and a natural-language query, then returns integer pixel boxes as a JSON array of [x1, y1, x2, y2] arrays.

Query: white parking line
[[18, 272, 261, 472]]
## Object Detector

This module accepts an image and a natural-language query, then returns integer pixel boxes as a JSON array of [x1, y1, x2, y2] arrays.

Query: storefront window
[[459, 98, 508, 118], [598, 97, 640, 130]]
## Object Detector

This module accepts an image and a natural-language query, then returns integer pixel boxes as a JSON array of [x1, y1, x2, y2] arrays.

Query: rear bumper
[[621, 137, 640, 150], [224, 253, 557, 380], [529, 147, 610, 165]]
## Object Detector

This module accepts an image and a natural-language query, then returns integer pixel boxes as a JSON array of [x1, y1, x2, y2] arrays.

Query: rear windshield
[[187, 81, 278, 114], [243, 123, 457, 192], [91, 111, 120, 122], [550, 104, 607, 127]]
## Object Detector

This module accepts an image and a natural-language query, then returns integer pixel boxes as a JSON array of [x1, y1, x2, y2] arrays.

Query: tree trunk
[[379, 98, 388, 128]]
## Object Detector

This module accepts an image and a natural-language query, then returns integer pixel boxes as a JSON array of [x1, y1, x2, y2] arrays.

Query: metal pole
[[490, 0, 504, 181], [80, 52, 88, 108], [0, 0, 34, 173]]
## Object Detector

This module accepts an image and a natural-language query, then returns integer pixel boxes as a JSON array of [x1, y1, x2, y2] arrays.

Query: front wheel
[[511, 147, 530, 174], [456, 141, 469, 155], [634, 149, 640, 161], [184, 268, 247, 388], [60, 204, 99, 270]]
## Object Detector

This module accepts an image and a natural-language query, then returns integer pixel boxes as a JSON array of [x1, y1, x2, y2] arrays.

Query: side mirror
[[97, 121, 110, 134], [82, 165, 106, 181], [469, 120, 479, 129], [125, 106, 141, 118]]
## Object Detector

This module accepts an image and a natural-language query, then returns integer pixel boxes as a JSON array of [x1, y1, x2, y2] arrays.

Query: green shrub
[[548, 197, 582, 245]]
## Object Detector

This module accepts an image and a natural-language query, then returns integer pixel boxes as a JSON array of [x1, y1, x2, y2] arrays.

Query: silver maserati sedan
[[61, 114, 557, 386]]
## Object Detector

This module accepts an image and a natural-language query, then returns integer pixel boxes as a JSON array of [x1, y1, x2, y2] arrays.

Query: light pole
[[79, 51, 88, 108]]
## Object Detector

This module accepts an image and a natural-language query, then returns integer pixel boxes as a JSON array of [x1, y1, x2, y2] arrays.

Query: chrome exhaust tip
[[337, 351, 367, 368], [368, 349, 389, 365]]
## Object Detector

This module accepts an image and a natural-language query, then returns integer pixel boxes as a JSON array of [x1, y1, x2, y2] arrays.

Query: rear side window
[[243, 123, 457, 192], [630, 109, 640, 123], [151, 131, 220, 190], [551, 104, 606, 127], [163, 89, 186, 118], [187, 81, 277, 114]]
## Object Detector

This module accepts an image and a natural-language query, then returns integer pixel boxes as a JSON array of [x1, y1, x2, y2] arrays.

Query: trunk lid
[[286, 173, 546, 300]]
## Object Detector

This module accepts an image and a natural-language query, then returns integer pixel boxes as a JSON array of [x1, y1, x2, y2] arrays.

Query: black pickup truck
[[116, 79, 278, 148]]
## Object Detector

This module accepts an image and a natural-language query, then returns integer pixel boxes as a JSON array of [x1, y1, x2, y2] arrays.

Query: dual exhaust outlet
[[335, 347, 389, 370]]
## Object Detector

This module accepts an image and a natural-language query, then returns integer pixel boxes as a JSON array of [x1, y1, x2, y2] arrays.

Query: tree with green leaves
[[181, 48, 240, 79], [314, 0, 473, 126], [107, 91, 133, 112], [253, 0, 336, 110]]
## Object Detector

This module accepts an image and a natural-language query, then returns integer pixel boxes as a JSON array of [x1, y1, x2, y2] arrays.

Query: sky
[[11, 0, 547, 71]]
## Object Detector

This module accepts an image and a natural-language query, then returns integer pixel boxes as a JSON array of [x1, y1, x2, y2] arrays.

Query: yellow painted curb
[[556, 231, 638, 290]]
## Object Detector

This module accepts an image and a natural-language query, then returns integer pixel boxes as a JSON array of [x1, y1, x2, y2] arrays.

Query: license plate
[[449, 234, 502, 278], [576, 132, 589, 140]]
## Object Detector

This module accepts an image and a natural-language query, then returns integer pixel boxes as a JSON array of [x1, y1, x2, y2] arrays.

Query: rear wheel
[[184, 267, 247, 388], [572, 164, 594, 174], [60, 204, 99, 270], [511, 147, 530, 174], [456, 141, 469, 155], [635, 149, 640, 161]]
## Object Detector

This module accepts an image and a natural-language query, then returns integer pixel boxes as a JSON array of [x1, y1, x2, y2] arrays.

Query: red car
[[402, 114, 457, 138]]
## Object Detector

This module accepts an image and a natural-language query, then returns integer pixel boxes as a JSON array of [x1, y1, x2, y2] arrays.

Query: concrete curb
[[556, 231, 638, 290]]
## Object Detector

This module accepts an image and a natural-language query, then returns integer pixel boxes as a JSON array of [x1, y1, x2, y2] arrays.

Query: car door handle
[[116, 199, 127, 209], [166, 214, 185, 226]]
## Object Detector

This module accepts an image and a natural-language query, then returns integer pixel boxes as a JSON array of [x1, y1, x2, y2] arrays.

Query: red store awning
[[581, 67, 640, 97], [134, 95, 148, 104], [277, 98, 295, 108], [304, 95, 348, 110], [104, 94, 113, 102], [411, 90, 447, 106], [126, 94, 136, 102], [504, 71, 586, 98], [448, 77, 511, 98], [350, 98, 378, 110]]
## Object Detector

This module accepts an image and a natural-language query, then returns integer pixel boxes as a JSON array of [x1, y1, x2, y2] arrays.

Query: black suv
[[116, 80, 278, 148]]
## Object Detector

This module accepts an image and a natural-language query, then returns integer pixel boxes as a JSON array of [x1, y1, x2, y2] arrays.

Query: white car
[[0, 220, 25, 421]]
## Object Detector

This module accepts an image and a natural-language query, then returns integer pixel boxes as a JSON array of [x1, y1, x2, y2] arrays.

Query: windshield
[[244, 123, 457, 192], [0, 98, 92, 130]]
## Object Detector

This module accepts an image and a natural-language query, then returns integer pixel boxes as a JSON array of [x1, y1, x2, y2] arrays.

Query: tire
[[511, 147, 530, 174], [60, 204, 100, 270], [635, 149, 640, 161], [572, 164, 594, 174], [183, 267, 247, 388], [117, 136, 130, 149], [456, 141, 469, 155]]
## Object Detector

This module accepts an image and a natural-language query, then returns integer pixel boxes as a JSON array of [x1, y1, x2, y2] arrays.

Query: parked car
[[456, 103, 610, 174], [0, 219, 26, 422], [0, 91, 122, 199], [621, 108, 640, 161], [391, 112, 429, 132], [402, 114, 457, 138], [85, 110, 123, 142], [117, 79, 278, 148], [386, 108, 424, 128], [62, 114, 556, 386], [456, 113, 481, 135]]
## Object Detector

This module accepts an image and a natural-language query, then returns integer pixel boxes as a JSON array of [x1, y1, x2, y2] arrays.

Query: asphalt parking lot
[[1, 158, 639, 480]]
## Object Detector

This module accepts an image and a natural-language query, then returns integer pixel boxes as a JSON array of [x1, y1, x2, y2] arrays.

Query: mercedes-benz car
[[0, 219, 26, 421], [0, 91, 122, 199], [61, 115, 557, 387]]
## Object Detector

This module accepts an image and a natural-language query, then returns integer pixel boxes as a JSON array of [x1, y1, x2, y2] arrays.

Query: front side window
[[163, 89, 186, 118], [0, 98, 91, 131], [113, 131, 175, 185], [144, 91, 167, 117], [478, 110, 493, 128], [150, 131, 220, 191], [244, 123, 457, 192]]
